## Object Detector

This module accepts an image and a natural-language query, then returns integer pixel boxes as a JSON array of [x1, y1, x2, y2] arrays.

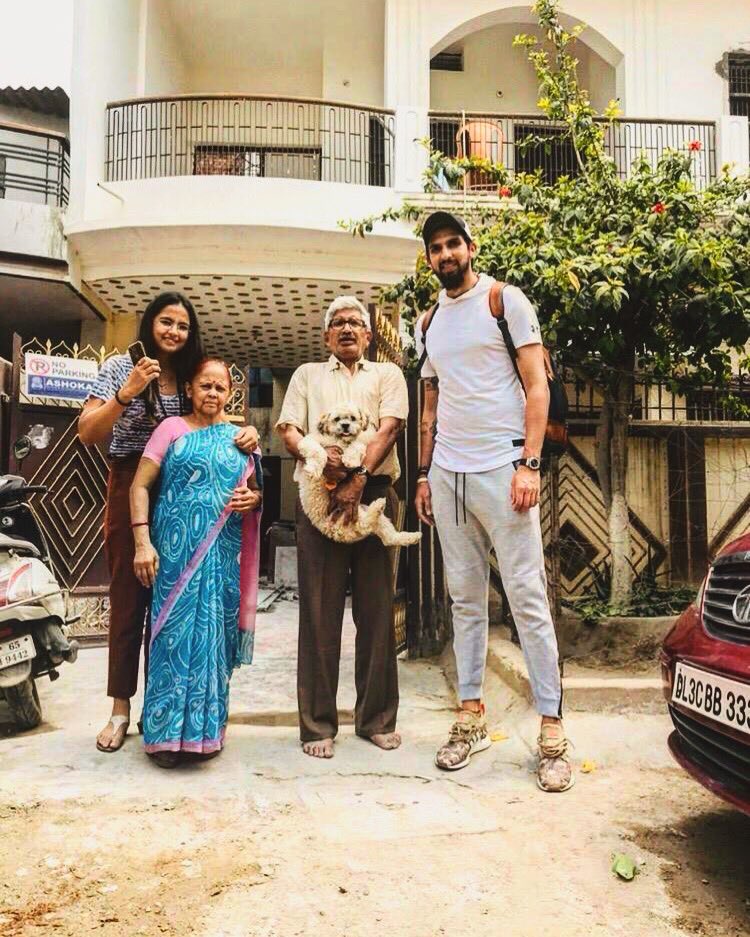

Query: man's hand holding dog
[[328, 472, 366, 525], [322, 446, 349, 485]]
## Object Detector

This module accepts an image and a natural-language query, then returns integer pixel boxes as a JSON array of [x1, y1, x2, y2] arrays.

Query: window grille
[[728, 53, 750, 142]]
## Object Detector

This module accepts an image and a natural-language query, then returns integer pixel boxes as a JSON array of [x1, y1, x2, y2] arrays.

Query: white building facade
[[65, 0, 750, 367]]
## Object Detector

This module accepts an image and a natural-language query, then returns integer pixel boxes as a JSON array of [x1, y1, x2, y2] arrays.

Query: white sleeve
[[502, 285, 542, 349], [414, 315, 436, 378]]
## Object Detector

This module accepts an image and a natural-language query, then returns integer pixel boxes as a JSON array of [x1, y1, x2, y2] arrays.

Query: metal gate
[[5, 334, 248, 641]]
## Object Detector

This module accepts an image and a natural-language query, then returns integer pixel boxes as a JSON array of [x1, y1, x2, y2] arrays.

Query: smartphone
[[127, 340, 146, 366]]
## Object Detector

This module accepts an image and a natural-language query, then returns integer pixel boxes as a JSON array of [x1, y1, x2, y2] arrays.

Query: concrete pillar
[[718, 115, 750, 176], [385, 0, 430, 192]]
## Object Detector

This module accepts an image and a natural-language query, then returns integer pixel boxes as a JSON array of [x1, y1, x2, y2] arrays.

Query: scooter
[[0, 461, 79, 730]]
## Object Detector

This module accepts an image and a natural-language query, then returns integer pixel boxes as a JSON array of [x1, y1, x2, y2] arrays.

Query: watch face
[[527, 457, 541, 470]]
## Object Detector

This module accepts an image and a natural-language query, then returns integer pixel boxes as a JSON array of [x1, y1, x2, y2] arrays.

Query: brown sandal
[[95, 715, 130, 753]]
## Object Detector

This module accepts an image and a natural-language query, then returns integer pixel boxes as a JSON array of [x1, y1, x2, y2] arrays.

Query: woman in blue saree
[[130, 358, 262, 768]]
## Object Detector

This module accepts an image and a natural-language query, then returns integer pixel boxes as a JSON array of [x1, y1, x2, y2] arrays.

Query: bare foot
[[302, 738, 334, 759], [367, 732, 402, 750]]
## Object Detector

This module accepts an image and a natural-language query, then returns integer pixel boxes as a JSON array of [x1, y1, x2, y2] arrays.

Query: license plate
[[672, 662, 750, 737], [0, 633, 36, 669]]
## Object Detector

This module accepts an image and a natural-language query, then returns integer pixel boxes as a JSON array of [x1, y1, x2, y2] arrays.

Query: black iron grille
[[670, 704, 750, 793], [703, 556, 750, 644]]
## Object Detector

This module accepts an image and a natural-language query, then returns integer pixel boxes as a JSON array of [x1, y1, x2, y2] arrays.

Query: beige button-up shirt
[[276, 355, 409, 482]]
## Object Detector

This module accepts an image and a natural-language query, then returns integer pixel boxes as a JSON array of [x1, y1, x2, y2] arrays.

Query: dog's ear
[[317, 413, 330, 435]]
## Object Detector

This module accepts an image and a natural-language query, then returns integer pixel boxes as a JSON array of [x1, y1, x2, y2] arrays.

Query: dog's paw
[[341, 445, 365, 469]]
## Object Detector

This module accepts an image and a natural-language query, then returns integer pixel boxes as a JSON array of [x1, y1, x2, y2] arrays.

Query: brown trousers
[[103, 456, 150, 700], [296, 481, 399, 742]]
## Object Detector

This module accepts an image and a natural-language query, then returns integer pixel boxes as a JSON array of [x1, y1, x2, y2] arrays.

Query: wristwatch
[[351, 466, 370, 479], [518, 456, 542, 471]]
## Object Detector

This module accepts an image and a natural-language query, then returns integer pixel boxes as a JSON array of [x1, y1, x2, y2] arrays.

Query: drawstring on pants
[[453, 472, 468, 526]]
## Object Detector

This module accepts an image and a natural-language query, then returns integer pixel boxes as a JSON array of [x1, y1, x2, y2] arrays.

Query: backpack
[[416, 279, 569, 458]]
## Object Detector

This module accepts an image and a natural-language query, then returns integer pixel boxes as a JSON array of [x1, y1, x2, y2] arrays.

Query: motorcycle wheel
[[3, 678, 42, 731]]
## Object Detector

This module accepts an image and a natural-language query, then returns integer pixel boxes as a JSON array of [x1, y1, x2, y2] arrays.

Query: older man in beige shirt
[[277, 296, 408, 759]]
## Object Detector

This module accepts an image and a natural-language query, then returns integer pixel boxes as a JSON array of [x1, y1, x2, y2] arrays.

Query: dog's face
[[317, 404, 370, 441]]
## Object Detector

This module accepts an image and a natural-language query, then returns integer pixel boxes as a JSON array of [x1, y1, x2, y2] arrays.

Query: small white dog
[[298, 403, 422, 547]]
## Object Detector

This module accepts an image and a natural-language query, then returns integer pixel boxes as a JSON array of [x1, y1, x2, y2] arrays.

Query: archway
[[426, 4, 624, 181]]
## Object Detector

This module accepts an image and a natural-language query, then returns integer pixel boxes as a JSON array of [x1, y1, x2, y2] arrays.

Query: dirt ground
[[1, 767, 749, 937], [2, 606, 749, 937]]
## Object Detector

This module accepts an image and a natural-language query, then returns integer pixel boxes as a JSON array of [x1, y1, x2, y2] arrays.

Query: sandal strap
[[108, 715, 130, 730]]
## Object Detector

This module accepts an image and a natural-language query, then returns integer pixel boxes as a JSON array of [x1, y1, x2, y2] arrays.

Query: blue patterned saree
[[143, 423, 261, 754]]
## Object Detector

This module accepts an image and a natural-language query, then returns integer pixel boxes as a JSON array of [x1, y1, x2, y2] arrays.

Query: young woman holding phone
[[78, 292, 259, 753]]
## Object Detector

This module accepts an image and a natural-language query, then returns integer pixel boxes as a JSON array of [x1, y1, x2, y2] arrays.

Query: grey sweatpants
[[430, 462, 562, 716]]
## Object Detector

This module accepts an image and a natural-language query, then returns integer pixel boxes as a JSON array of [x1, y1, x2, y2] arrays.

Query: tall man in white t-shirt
[[414, 211, 573, 793]]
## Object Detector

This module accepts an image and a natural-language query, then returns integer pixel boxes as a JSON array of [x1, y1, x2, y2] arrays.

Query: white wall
[[430, 24, 616, 114], [168, 0, 325, 98], [321, 1, 385, 106], [424, 0, 750, 119], [141, 0, 385, 104], [0, 201, 65, 260], [144, 0, 188, 95], [68, 0, 141, 226]]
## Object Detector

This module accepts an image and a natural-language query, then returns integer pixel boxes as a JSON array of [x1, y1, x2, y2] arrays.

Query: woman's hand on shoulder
[[134, 543, 159, 587], [230, 485, 262, 514], [234, 425, 260, 453]]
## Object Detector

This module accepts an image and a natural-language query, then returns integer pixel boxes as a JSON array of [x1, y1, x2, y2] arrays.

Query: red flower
[[688, 140, 702, 152], [498, 185, 512, 198], [651, 202, 665, 214]]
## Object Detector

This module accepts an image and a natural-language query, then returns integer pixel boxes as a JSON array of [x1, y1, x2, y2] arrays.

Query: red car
[[661, 532, 750, 815]]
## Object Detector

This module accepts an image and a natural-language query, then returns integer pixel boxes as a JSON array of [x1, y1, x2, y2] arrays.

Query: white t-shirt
[[415, 274, 542, 473]]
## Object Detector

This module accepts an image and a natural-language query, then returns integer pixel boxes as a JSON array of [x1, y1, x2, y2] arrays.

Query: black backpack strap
[[416, 302, 440, 375]]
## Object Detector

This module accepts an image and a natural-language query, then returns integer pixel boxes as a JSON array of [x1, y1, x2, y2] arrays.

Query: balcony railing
[[429, 111, 717, 189], [0, 122, 70, 207], [105, 95, 396, 187]]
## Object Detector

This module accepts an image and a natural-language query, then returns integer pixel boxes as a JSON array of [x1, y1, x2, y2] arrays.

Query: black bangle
[[114, 388, 128, 407], [417, 465, 430, 475]]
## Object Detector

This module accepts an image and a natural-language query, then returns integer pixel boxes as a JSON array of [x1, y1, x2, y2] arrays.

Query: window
[[514, 124, 579, 184], [193, 146, 321, 181], [430, 52, 464, 72], [728, 53, 750, 123]]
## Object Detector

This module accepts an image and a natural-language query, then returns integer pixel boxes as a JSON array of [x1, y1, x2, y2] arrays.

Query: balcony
[[0, 121, 69, 207], [429, 112, 717, 189], [105, 95, 396, 188], [0, 122, 70, 266]]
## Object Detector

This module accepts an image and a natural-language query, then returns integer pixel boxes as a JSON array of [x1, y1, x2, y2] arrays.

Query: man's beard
[[435, 257, 470, 289]]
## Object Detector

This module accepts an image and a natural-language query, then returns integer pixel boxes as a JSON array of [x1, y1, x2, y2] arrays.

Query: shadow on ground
[[632, 807, 750, 937]]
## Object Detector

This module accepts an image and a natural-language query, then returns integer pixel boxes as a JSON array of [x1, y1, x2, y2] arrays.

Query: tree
[[344, 0, 750, 612]]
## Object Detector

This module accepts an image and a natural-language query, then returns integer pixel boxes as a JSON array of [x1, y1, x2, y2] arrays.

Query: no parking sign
[[23, 354, 98, 402]]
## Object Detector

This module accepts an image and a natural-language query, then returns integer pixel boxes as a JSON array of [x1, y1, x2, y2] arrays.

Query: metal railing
[[429, 111, 717, 188], [105, 95, 396, 187], [0, 121, 70, 207], [563, 368, 750, 423]]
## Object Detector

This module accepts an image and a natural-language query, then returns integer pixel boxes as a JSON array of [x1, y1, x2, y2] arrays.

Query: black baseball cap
[[422, 211, 473, 249]]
